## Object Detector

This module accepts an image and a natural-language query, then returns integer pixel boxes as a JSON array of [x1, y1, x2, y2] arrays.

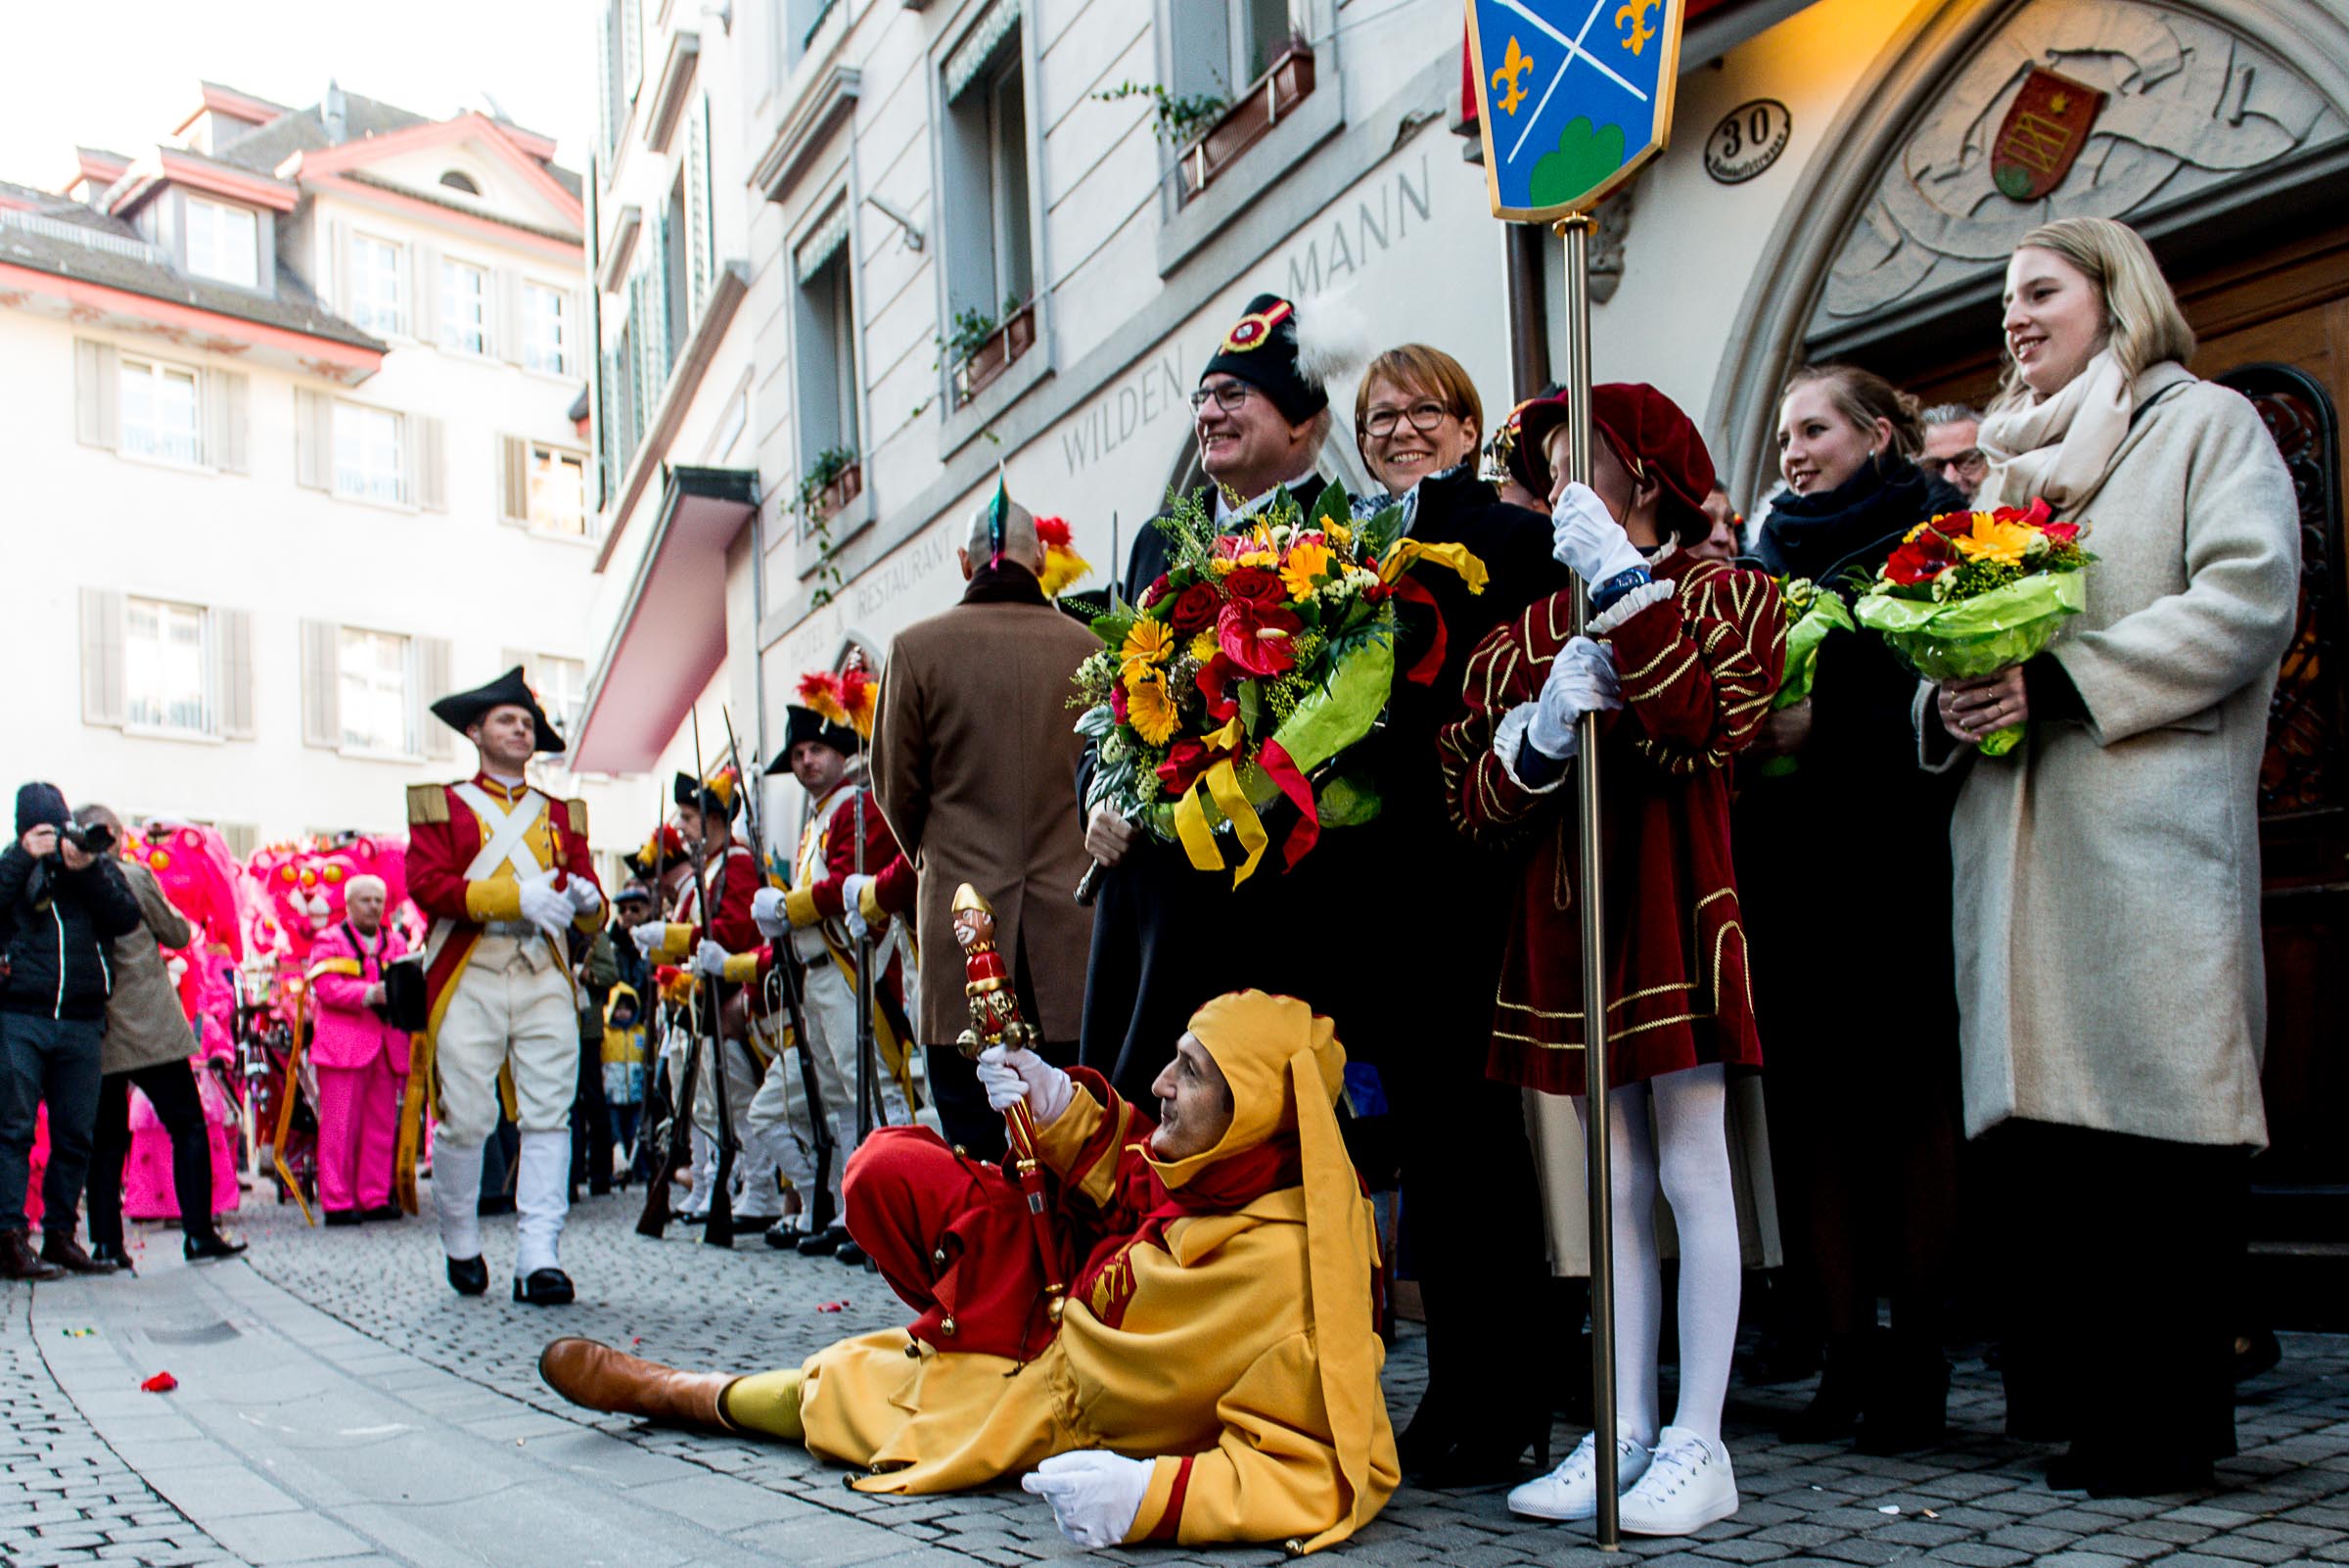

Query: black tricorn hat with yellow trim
[[430, 666, 565, 754]]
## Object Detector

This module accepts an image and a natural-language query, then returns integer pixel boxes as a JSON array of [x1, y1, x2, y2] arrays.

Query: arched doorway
[[1710, 0, 2349, 1318]]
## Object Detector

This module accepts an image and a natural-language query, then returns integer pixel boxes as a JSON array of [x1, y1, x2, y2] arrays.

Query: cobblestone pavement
[[6, 1183, 2347, 1567]]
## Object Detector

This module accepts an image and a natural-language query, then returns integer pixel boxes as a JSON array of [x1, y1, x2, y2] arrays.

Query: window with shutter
[[420, 638, 454, 760], [74, 340, 121, 449], [500, 434, 532, 525], [299, 619, 342, 748], [597, 0, 621, 162], [415, 416, 448, 512], [79, 587, 126, 727], [216, 608, 255, 739], [294, 388, 334, 490], [204, 368, 250, 475], [623, 0, 643, 98]]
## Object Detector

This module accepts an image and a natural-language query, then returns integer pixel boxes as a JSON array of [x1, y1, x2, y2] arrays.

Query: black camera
[[58, 820, 115, 857]]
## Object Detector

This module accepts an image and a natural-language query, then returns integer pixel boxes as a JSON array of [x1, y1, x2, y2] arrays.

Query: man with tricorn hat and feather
[[404, 667, 604, 1305]]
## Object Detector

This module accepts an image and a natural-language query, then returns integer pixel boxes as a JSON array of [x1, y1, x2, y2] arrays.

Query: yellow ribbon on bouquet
[[1171, 716, 1271, 888], [1377, 537, 1489, 592]]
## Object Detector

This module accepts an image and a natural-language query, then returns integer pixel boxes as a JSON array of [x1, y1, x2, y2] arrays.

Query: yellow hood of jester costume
[[783, 991, 1397, 1552]]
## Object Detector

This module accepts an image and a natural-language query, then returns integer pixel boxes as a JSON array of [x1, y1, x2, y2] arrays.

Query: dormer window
[[184, 195, 258, 288], [439, 170, 481, 195]]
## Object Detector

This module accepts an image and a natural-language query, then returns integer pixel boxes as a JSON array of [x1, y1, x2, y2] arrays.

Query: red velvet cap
[[1515, 383, 1717, 541]]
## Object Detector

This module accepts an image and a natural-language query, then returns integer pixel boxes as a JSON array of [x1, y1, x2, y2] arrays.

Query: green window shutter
[[685, 94, 714, 325]]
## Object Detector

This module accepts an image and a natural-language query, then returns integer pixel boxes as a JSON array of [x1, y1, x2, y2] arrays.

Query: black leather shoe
[[363, 1204, 404, 1222], [447, 1255, 490, 1296], [41, 1234, 120, 1275], [184, 1231, 249, 1263], [765, 1217, 811, 1250], [1, 1231, 63, 1281], [324, 1209, 363, 1227], [797, 1224, 842, 1257], [836, 1238, 868, 1267], [515, 1268, 576, 1306], [90, 1241, 137, 1272]]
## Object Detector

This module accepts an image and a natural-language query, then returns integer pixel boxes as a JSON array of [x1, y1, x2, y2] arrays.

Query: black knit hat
[[429, 666, 565, 754], [15, 782, 69, 838], [1203, 294, 1325, 426], [767, 707, 857, 772]]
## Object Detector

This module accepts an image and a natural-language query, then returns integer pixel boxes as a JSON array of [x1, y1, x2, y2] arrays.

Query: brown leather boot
[[538, 1338, 735, 1431], [2, 1230, 64, 1281], [40, 1233, 120, 1275]]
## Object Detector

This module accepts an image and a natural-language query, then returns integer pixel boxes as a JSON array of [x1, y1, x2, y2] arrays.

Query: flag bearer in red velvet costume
[[1438, 386, 1785, 1535], [632, 769, 778, 1224], [404, 668, 604, 1305], [706, 679, 915, 1260], [538, 990, 1396, 1551]]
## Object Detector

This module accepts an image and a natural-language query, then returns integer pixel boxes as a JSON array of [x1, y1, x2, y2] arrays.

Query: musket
[[724, 708, 835, 1233], [690, 710, 739, 1248], [637, 794, 713, 1238]]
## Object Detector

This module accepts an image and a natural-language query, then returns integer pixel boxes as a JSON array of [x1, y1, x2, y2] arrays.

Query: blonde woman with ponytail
[[1926, 216, 2299, 1497]]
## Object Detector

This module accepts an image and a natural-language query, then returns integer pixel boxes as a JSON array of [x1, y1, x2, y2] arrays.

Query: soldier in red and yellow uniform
[[403, 668, 603, 1306]]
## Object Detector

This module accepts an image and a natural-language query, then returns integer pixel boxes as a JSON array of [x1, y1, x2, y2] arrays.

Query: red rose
[[2042, 521, 2079, 546], [1217, 600, 1301, 676], [1224, 566, 1282, 607], [1156, 739, 1215, 794], [1170, 581, 1222, 634], [1884, 531, 1955, 586], [1138, 574, 1172, 610], [1927, 510, 1972, 537], [1193, 652, 1240, 720]]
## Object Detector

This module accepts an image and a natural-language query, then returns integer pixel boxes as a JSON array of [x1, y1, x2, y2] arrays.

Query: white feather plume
[[1292, 291, 1373, 391]]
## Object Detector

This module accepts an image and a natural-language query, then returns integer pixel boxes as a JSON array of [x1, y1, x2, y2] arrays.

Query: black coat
[[0, 845, 143, 1023], [1076, 468, 1564, 1099]]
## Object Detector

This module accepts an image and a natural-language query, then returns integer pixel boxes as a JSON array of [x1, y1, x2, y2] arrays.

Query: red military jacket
[[1439, 546, 1785, 1095], [404, 775, 603, 1041], [782, 785, 905, 931], [650, 840, 765, 961]]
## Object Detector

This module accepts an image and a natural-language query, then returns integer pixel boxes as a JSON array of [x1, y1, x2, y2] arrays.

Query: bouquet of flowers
[[1758, 576, 1854, 778], [1851, 498, 2091, 757], [1073, 483, 1485, 886]]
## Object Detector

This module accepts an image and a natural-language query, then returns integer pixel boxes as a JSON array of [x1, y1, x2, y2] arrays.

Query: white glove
[[841, 874, 875, 942], [976, 1043, 1075, 1126], [629, 922, 665, 958], [516, 872, 573, 940], [751, 886, 788, 939], [1022, 1451, 1153, 1549], [1525, 636, 1622, 759], [689, 939, 730, 979], [1551, 482, 1646, 586], [565, 876, 602, 916]]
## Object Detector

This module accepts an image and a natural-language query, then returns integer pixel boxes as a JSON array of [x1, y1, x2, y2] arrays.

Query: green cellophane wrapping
[[1141, 636, 1397, 842], [1757, 590, 1854, 776], [1853, 570, 2087, 757]]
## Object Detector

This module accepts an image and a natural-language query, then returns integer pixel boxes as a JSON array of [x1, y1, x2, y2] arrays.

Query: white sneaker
[[1506, 1423, 1652, 1521], [1618, 1427, 1738, 1535]]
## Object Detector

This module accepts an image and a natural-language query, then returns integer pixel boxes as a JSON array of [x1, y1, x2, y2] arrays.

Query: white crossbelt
[[421, 783, 554, 977]]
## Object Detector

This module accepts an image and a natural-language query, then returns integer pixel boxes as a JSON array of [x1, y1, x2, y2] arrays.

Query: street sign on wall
[[1464, 0, 1687, 220]]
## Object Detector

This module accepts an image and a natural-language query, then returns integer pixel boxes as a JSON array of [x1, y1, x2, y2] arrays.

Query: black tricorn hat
[[430, 666, 565, 754], [1203, 293, 1325, 426], [672, 771, 739, 819], [767, 706, 857, 772]]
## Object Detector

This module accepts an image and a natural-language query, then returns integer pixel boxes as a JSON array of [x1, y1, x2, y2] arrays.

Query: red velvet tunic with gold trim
[[403, 775, 603, 1044], [1438, 548, 1785, 1095]]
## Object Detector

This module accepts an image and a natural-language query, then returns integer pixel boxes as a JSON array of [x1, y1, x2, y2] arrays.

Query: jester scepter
[[950, 884, 1067, 1322]]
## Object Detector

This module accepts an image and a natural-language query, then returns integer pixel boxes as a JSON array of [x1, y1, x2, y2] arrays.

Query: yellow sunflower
[[1188, 630, 1219, 663], [1953, 512, 2038, 567], [1280, 539, 1335, 600], [1127, 671, 1179, 745]]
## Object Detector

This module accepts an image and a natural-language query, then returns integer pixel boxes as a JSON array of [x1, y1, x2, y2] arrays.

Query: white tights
[[1574, 1064, 1740, 1447]]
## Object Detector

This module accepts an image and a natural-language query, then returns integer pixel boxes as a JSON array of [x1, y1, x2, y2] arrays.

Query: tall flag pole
[[1464, 0, 1685, 1547]]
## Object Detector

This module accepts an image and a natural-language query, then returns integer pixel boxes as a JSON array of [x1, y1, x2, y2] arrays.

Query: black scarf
[[960, 560, 1049, 607], [1755, 457, 1964, 584]]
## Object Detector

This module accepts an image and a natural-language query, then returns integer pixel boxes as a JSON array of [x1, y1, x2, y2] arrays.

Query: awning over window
[[793, 196, 850, 285], [569, 466, 759, 775], [944, 0, 1022, 103]]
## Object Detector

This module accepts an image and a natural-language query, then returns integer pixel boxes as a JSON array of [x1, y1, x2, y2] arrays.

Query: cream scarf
[[1977, 348, 2140, 513]]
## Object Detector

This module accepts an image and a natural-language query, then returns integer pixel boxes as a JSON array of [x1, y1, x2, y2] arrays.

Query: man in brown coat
[[870, 489, 1097, 1157]]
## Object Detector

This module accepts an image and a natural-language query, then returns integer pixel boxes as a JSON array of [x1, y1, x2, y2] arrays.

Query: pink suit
[[306, 923, 413, 1214]]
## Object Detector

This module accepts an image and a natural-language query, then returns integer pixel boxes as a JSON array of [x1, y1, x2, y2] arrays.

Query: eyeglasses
[[1188, 383, 1257, 414], [1924, 448, 1987, 478], [1361, 400, 1454, 439]]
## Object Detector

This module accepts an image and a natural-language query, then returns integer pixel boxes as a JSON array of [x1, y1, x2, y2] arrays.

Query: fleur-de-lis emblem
[[1615, 0, 1658, 55], [1491, 35, 1534, 117]]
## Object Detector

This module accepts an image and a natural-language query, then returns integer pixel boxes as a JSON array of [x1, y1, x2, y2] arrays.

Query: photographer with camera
[[0, 782, 143, 1280], [76, 805, 249, 1267]]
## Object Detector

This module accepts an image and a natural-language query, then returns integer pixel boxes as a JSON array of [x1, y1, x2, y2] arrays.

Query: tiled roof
[[210, 90, 432, 174], [0, 207, 384, 351]]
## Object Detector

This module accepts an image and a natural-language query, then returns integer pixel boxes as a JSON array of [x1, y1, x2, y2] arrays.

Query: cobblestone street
[[5, 1186, 2347, 1568]]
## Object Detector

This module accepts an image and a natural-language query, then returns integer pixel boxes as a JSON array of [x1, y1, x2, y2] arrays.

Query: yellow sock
[[718, 1368, 805, 1442]]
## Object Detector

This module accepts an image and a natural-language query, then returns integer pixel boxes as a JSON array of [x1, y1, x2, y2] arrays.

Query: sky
[[0, 0, 597, 188]]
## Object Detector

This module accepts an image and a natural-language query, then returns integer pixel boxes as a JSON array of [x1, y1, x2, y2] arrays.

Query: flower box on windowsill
[[954, 302, 1038, 407], [1176, 43, 1315, 204], [821, 460, 863, 517]]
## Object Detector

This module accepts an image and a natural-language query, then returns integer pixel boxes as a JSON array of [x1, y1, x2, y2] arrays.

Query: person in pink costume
[[305, 873, 412, 1223]]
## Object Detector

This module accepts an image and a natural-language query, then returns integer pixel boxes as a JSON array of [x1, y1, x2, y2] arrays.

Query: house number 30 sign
[[1704, 99, 1790, 185]]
